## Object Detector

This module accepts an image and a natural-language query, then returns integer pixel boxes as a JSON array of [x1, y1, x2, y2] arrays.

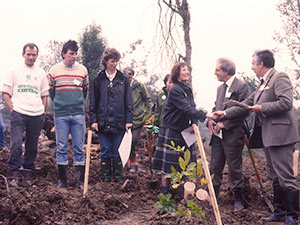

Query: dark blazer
[[89, 70, 133, 134], [162, 81, 206, 132], [210, 77, 250, 147], [226, 69, 300, 147]]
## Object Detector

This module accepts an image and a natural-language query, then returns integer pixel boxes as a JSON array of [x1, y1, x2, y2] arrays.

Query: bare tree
[[157, 0, 192, 84], [274, 0, 300, 99]]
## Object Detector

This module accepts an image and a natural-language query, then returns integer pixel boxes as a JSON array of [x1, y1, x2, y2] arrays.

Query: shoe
[[75, 165, 85, 189], [233, 189, 245, 212], [213, 185, 220, 200], [261, 212, 286, 222], [113, 160, 123, 183], [101, 160, 111, 183], [22, 169, 33, 186], [10, 171, 20, 187], [161, 185, 169, 195], [57, 165, 67, 188], [284, 189, 299, 224], [283, 216, 298, 225]]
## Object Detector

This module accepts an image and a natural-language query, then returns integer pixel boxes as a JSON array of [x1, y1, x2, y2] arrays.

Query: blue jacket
[[162, 81, 206, 131], [90, 70, 133, 134]]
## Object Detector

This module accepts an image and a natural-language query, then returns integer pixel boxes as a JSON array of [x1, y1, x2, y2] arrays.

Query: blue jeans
[[0, 112, 6, 147], [8, 111, 44, 171], [54, 114, 85, 165], [98, 133, 124, 162]]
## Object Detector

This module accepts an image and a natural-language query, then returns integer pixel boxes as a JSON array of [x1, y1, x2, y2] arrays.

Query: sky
[[0, 0, 290, 111]]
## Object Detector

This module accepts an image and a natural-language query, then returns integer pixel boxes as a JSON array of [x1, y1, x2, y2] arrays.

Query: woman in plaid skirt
[[152, 62, 207, 194]]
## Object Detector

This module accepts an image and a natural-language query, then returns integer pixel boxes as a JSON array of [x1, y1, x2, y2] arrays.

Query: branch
[[0, 174, 11, 198], [163, 0, 180, 14]]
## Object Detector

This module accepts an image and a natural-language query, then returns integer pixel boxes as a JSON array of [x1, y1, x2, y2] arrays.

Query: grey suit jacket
[[226, 68, 300, 147], [210, 77, 250, 147]]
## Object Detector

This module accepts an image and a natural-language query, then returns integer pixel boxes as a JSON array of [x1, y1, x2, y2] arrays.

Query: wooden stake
[[83, 130, 92, 197], [293, 150, 299, 177], [193, 125, 222, 225]]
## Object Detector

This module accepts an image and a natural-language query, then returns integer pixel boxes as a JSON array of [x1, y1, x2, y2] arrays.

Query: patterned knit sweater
[[48, 62, 88, 117]]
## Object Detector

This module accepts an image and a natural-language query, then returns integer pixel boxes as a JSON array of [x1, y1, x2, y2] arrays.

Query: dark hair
[[170, 62, 188, 83], [61, 40, 78, 59], [163, 74, 170, 85], [217, 57, 236, 75], [100, 48, 121, 70], [23, 43, 39, 54], [253, 49, 275, 68]]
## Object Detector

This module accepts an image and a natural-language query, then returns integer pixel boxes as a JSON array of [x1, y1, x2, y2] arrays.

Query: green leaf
[[179, 157, 186, 171], [187, 200, 197, 209], [186, 162, 196, 171], [171, 140, 175, 147], [174, 206, 185, 216], [197, 162, 202, 176], [184, 150, 191, 165]]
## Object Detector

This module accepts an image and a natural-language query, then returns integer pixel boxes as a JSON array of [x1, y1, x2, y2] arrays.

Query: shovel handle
[[83, 130, 92, 197], [244, 135, 261, 180]]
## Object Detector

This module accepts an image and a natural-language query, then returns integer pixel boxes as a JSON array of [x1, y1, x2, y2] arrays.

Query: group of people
[[151, 51, 299, 225], [1, 40, 299, 225]]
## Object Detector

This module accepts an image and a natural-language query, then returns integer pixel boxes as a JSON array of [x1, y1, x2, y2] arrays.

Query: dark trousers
[[129, 125, 143, 160], [8, 111, 44, 171], [210, 137, 244, 190], [98, 132, 124, 162]]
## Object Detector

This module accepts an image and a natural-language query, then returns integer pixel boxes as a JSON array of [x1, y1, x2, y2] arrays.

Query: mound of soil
[[0, 128, 298, 225]]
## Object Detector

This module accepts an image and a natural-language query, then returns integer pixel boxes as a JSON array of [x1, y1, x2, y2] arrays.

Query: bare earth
[[0, 129, 298, 225]]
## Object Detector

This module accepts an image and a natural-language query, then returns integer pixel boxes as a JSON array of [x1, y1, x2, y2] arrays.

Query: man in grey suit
[[210, 50, 299, 225], [207, 58, 250, 211]]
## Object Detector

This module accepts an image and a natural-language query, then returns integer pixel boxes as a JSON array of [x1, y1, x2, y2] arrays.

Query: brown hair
[[23, 43, 39, 54], [170, 62, 188, 83], [100, 48, 121, 70]]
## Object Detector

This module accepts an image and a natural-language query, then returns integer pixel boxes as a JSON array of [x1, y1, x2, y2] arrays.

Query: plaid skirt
[[152, 127, 196, 174]]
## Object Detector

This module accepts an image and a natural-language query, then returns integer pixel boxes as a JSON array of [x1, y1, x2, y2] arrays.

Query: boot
[[161, 185, 169, 195], [262, 185, 286, 222], [233, 188, 245, 212], [22, 169, 33, 186], [75, 165, 85, 188], [282, 189, 299, 225], [113, 160, 123, 183], [213, 185, 220, 200], [10, 171, 20, 187], [101, 160, 111, 183], [57, 165, 67, 188]]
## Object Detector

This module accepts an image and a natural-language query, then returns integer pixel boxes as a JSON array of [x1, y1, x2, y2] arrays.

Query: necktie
[[260, 79, 264, 86], [217, 83, 227, 110], [254, 79, 264, 126]]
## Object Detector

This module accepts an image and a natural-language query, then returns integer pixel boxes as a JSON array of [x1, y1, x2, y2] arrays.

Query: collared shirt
[[224, 75, 235, 97], [105, 70, 117, 82], [261, 68, 272, 85]]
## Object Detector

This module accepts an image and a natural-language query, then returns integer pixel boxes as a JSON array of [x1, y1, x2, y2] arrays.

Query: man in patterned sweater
[[48, 40, 88, 188]]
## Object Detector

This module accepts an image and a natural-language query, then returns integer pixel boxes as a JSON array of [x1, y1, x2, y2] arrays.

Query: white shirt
[[2, 64, 49, 116]]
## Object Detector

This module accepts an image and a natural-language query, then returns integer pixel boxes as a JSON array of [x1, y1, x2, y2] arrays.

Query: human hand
[[125, 123, 132, 132], [215, 122, 224, 134], [207, 120, 216, 136], [207, 111, 226, 120], [91, 123, 98, 131], [247, 105, 261, 113]]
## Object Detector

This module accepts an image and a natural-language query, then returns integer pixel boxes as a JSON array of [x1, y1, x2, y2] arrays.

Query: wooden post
[[293, 150, 299, 177], [193, 125, 222, 225], [83, 130, 92, 197]]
